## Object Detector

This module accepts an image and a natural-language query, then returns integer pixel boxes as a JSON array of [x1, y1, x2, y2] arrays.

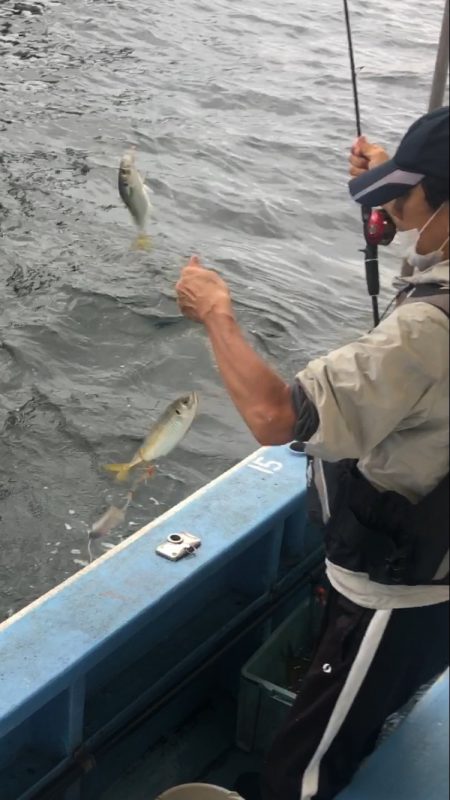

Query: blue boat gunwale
[[0, 445, 314, 742]]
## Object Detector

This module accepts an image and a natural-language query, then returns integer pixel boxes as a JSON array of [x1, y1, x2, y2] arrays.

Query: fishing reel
[[362, 207, 397, 247], [360, 206, 397, 327]]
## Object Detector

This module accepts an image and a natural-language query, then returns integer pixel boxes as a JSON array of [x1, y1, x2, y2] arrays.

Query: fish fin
[[144, 186, 154, 208], [103, 463, 132, 482], [132, 234, 152, 251], [129, 464, 157, 494]]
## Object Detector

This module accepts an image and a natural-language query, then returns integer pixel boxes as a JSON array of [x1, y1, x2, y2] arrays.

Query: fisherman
[[175, 106, 449, 800]]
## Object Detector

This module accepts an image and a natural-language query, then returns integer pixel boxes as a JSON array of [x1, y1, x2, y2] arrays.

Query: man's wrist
[[203, 302, 235, 330]]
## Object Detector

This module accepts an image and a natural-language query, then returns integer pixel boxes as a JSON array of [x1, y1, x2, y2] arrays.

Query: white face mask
[[405, 204, 449, 271]]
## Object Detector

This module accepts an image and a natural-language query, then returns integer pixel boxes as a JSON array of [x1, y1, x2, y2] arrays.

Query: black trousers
[[262, 588, 449, 800]]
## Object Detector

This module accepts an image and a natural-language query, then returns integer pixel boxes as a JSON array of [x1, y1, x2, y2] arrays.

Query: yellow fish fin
[[132, 234, 152, 252], [103, 463, 133, 482]]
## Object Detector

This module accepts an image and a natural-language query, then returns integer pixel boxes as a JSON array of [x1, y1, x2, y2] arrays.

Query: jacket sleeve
[[292, 379, 320, 442], [296, 302, 449, 462]]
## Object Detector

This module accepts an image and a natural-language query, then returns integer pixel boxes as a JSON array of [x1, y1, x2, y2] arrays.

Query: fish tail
[[132, 233, 152, 251], [103, 463, 132, 482]]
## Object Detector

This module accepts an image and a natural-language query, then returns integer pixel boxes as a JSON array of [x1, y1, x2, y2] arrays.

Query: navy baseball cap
[[349, 106, 449, 207]]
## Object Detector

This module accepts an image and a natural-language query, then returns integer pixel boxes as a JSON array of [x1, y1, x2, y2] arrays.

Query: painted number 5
[[248, 456, 283, 476]]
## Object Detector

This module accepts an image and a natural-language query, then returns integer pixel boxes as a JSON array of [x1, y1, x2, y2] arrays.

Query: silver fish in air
[[104, 393, 199, 482], [118, 148, 153, 250]]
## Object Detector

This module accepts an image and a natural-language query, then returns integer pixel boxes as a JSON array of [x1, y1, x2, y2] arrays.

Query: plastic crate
[[236, 591, 324, 753]]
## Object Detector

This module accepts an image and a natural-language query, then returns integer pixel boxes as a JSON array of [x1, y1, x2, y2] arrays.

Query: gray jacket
[[297, 261, 449, 609]]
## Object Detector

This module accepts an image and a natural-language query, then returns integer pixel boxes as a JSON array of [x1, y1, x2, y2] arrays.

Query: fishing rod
[[429, 0, 449, 112], [343, 0, 396, 327]]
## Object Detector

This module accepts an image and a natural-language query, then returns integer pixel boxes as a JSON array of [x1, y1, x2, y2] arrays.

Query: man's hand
[[176, 256, 234, 324], [175, 255, 295, 445], [349, 136, 389, 178]]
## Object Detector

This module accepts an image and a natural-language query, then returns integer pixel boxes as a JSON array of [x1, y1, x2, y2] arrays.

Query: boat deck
[[100, 670, 449, 800]]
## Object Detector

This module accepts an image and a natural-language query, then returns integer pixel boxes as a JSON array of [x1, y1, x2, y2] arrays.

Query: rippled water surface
[[0, 0, 446, 619]]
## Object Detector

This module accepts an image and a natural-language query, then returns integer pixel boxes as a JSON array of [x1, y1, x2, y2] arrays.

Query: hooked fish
[[88, 467, 157, 563], [89, 496, 131, 541], [118, 147, 153, 250], [104, 393, 199, 483]]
